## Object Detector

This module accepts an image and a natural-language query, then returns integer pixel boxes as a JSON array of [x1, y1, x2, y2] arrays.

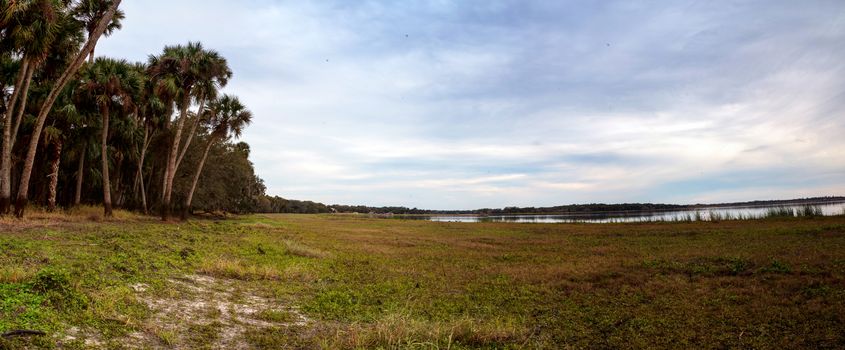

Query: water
[[401, 202, 845, 224]]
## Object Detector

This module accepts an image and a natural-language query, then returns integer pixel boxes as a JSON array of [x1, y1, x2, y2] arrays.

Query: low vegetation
[[1, 212, 844, 349]]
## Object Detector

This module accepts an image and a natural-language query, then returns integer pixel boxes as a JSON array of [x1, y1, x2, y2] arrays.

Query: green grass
[[1, 213, 845, 348]]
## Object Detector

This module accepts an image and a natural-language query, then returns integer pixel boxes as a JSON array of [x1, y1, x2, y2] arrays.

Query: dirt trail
[[133, 274, 308, 348], [59, 274, 308, 349]]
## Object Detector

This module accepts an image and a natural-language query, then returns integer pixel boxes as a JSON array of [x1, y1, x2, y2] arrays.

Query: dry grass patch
[[0, 205, 144, 223], [281, 264, 319, 283], [247, 222, 275, 230], [323, 313, 530, 349], [198, 257, 280, 281], [0, 266, 36, 283], [282, 239, 329, 259]]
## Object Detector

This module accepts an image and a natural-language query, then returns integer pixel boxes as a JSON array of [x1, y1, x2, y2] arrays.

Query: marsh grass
[[798, 205, 824, 217], [763, 205, 824, 219], [657, 205, 828, 223], [766, 206, 795, 218]]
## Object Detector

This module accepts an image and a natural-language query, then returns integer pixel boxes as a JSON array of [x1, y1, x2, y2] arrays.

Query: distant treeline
[[256, 196, 333, 214], [689, 197, 845, 209], [254, 196, 845, 215]]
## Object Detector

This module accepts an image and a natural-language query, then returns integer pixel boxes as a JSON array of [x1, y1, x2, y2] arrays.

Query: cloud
[[97, 0, 845, 209]]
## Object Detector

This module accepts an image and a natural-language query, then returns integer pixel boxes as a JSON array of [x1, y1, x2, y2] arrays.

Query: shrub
[[31, 268, 72, 295], [761, 259, 792, 274], [28, 268, 88, 310]]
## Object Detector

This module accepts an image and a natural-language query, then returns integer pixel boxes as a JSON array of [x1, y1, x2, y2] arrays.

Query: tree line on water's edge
[[1, 0, 264, 219], [254, 196, 845, 215]]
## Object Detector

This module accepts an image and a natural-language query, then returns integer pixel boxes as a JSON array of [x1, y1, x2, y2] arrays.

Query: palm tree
[[129, 62, 164, 214], [71, 0, 124, 63], [174, 51, 231, 172], [0, 0, 63, 215], [147, 42, 230, 221], [11, 8, 85, 148], [182, 95, 251, 219], [14, 0, 122, 218], [38, 76, 85, 211], [75, 57, 140, 217]]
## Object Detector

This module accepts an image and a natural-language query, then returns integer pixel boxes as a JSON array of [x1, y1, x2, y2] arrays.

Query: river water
[[403, 202, 845, 223]]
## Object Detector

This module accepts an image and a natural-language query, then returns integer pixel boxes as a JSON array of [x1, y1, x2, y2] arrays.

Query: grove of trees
[[1, 0, 263, 219]]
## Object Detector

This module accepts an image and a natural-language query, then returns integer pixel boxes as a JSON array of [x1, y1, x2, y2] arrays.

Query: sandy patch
[[128, 274, 308, 349]]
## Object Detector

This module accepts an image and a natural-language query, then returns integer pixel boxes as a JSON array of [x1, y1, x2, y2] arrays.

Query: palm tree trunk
[[175, 96, 206, 171], [2, 58, 28, 119], [114, 153, 124, 207], [74, 141, 86, 206], [182, 136, 216, 220], [47, 140, 63, 212], [14, 0, 122, 218], [101, 105, 112, 217], [146, 162, 155, 213], [161, 92, 191, 221], [160, 152, 169, 203], [10, 62, 35, 147], [136, 125, 151, 214], [1, 58, 29, 215], [137, 168, 148, 214]]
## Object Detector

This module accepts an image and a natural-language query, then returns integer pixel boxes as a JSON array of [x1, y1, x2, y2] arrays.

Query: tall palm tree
[[39, 73, 85, 211], [174, 51, 231, 171], [75, 57, 140, 217], [12, 5, 85, 147], [147, 42, 230, 220], [182, 95, 251, 219], [14, 0, 122, 218], [135, 66, 169, 214], [0, 0, 63, 215], [71, 0, 124, 63]]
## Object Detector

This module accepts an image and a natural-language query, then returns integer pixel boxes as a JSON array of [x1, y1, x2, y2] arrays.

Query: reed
[[765, 206, 794, 218], [797, 205, 823, 217]]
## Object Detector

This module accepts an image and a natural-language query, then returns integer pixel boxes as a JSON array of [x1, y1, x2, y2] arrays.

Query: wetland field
[[2, 210, 845, 349]]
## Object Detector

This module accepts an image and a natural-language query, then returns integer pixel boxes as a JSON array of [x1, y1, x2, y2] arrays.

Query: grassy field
[[1, 209, 844, 349]]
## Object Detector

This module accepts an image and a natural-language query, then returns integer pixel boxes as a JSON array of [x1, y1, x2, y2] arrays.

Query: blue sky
[[98, 0, 845, 209]]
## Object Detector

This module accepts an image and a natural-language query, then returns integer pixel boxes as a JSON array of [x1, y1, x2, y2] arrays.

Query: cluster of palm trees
[[1, 0, 254, 220]]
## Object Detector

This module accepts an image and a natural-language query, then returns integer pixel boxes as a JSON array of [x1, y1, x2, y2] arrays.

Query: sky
[[97, 0, 845, 210]]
